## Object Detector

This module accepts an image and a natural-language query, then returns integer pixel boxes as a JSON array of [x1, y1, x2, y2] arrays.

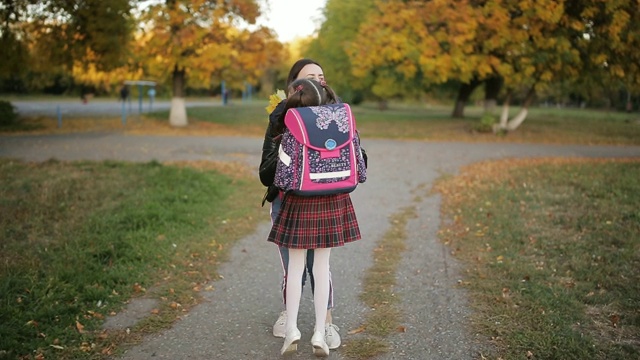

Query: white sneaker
[[311, 330, 330, 357], [325, 323, 341, 349], [273, 311, 286, 338], [281, 328, 301, 355]]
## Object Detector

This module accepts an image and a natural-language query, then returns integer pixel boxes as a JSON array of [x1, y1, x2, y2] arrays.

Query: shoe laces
[[325, 323, 339, 335]]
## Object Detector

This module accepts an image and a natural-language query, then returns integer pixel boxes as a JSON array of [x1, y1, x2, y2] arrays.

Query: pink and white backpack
[[273, 103, 367, 196]]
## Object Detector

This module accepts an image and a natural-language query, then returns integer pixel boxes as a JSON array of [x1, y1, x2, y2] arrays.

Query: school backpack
[[273, 103, 367, 196]]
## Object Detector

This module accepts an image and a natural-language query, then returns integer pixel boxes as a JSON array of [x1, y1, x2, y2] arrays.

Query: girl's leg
[[285, 249, 306, 333], [273, 197, 308, 306], [272, 196, 288, 338], [281, 249, 305, 354], [310, 248, 332, 356], [273, 246, 289, 337], [307, 249, 335, 321], [311, 248, 331, 334], [278, 246, 289, 305], [306, 249, 315, 290]]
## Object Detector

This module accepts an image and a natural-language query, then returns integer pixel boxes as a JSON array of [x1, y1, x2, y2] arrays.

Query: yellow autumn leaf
[[265, 89, 286, 114], [170, 302, 181, 309], [347, 325, 366, 335]]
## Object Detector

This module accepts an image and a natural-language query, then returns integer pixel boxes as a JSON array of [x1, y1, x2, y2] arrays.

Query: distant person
[[147, 87, 156, 110], [80, 86, 89, 104], [120, 85, 129, 102]]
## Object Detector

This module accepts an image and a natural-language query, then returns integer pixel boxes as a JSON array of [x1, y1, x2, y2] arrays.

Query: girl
[[260, 59, 342, 350], [268, 78, 364, 357]]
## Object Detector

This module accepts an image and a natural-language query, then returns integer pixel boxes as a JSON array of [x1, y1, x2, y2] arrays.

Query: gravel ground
[[2, 132, 639, 360]]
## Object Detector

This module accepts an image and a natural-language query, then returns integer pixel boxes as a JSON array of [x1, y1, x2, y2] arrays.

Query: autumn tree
[[481, 0, 580, 131], [348, 0, 640, 129], [348, 1, 491, 111], [137, 0, 282, 127], [568, 1, 640, 110], [1, 0, 134, 87], [304, 0, 376, 104], [496, 0, 639, 131], [213, 26, 286, 98], [1, 0, 34, 78]]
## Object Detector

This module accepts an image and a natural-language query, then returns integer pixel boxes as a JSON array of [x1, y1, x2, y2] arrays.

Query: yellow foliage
[[535, 0, 564, 23], [72, 63, 144, 93], [265, 90, 286, 114], [610, 65, 626, 78], [540, 71, 553, 82]]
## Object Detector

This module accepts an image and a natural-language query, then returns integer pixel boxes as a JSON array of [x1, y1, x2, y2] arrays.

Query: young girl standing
[[267, 78, 365, 357]]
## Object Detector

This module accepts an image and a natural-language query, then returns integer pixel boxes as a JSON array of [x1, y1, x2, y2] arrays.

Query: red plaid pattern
[[268, 193, 361, 249]]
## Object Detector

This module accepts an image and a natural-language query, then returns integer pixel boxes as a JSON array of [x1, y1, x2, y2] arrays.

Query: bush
[[0, 100, 19, 127], [473, 112, 497, 133]]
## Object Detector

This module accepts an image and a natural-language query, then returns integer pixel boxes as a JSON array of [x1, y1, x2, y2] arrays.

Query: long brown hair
[[274, 79, 339, 134]]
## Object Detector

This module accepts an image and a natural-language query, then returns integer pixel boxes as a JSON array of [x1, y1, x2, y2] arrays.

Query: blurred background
[[1, 0, 639, 120]]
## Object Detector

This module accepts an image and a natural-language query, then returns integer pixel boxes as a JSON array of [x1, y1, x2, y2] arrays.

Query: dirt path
[[2, 133, 639, 359]]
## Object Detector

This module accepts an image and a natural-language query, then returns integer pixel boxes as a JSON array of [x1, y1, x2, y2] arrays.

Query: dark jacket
[[259, 100, 286, 187]]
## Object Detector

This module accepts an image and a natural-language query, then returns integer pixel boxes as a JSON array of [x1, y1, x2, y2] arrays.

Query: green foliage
[[0, 100, 18, 126], [305, 0, 377, 101], [473, 112, 497, 133]]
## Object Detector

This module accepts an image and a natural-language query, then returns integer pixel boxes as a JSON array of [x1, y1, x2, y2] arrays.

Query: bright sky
[[257, 0, 327, 42]]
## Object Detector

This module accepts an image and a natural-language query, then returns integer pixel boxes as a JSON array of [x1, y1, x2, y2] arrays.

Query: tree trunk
[[452, 78, 481, 118], [505, 87, 536, 131], [170, 65, 188, 127], [484, 76, 502, 114], [498, 91, 512, 130]]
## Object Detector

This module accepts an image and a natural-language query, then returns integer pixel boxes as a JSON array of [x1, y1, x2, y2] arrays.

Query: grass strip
[[433, 158, 640, 360], [5, 101, 640, 146], [343, 206, 417, 359], [0, 159, 263, 359]]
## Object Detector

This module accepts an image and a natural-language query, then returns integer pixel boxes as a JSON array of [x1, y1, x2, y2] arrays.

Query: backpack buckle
[[324, 138, 337, 150]]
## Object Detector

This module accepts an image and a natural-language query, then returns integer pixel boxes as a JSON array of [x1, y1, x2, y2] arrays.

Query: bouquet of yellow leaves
[[265, 89, 286, 114]]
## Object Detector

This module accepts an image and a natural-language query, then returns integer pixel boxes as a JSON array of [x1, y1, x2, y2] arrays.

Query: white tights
[[285, 248, 331, 335]]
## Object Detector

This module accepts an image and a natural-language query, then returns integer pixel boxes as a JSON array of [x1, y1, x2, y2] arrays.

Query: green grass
[[0, 159, 263, 359], [144, 100, 640, 145], [434, 158, 640, 360], [144, 101, 270, 136], [4, 99, 640, 145]]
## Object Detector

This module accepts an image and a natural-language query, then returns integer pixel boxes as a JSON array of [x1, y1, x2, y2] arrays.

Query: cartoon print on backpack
[[313, 105, 349, 132]]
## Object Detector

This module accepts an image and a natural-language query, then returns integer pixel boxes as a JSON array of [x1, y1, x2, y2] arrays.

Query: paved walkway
[[10, 98, 221, 118], [2, 133, 639, 359]]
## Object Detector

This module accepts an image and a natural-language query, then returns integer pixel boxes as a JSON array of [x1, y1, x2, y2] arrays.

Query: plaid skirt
[[267, 193, 361, 249]]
